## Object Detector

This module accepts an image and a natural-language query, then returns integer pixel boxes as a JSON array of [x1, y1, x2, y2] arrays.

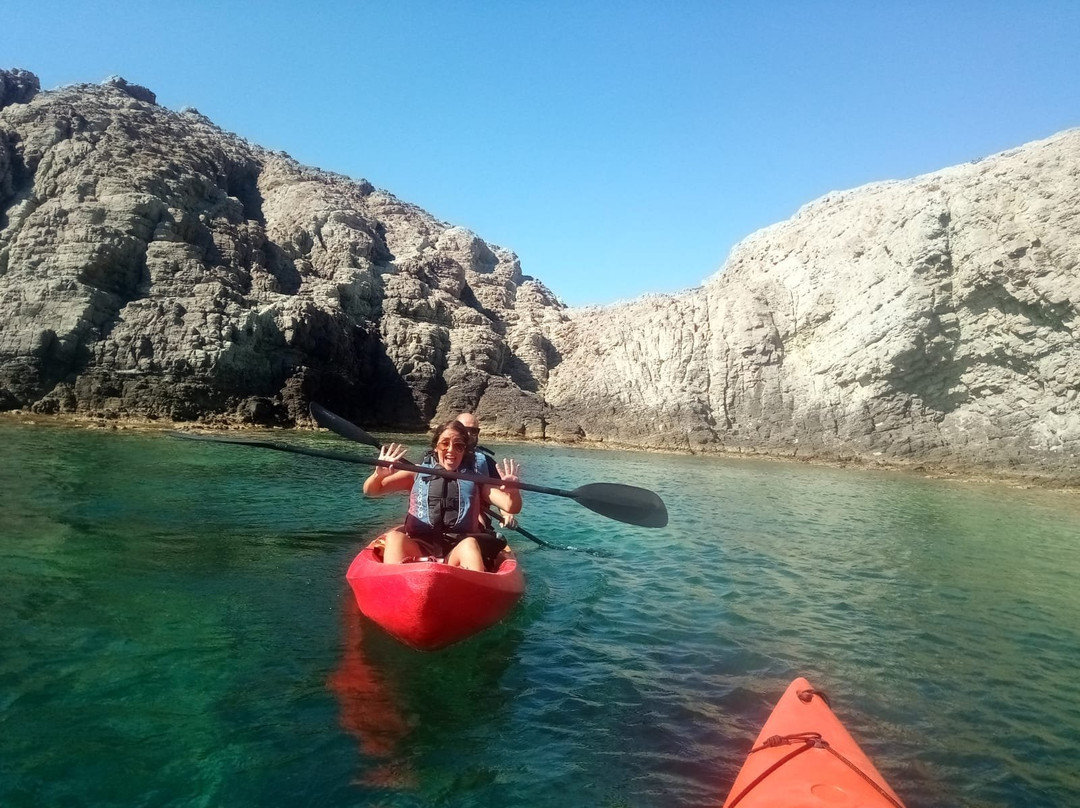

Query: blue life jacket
[[476, 448, 498, 477], [405, 455, 482, 535], [474, 450, 499, 529]]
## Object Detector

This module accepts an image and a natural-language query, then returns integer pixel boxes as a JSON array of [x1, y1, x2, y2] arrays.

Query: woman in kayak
[[362, 419, 522, 572]]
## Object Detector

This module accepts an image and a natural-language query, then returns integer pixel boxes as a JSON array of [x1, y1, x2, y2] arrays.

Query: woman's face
[[434, 428, 467, 471]]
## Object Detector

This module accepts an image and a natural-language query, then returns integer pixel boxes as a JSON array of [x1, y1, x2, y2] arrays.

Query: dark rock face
[[0, 70, 565, 428], [102, 76, 156, 105], [1, 68, 1077, 482], [0, 69, 39, 110]]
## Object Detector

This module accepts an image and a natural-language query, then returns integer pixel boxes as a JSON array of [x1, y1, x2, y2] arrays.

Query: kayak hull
[[345, 539, 525, 651], [722, 677, 905, 808]]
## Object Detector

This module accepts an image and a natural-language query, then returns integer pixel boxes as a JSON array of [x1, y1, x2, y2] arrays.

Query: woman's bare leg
[[446, 537, 485, 572], [381, 529, 424, 564]]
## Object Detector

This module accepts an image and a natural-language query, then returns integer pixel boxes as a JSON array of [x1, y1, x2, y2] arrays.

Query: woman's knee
[[381, 530, 415, 563], [449, 537, 484, 570]]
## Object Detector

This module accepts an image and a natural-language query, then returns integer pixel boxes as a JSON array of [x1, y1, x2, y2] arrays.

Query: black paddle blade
[[310, 403, 381, 448], [571, 483, 668, 528]]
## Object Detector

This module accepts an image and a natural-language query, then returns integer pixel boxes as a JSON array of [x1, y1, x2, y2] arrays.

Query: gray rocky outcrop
[[0, 69, 564, 429], [1, 68, 1078, 482], [0, 68, 39, 110], [543, 131, 1080, 479], [102, 75, 156, 105]]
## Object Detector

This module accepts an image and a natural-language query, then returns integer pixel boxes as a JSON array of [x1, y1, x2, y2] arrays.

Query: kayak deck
[[345, 538, 525, 651], [722, 677, 905, 807]]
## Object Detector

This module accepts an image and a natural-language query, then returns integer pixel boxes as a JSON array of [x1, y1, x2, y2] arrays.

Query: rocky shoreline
[[3, 410, 1077, 492], [2, 69, 1078, 483]]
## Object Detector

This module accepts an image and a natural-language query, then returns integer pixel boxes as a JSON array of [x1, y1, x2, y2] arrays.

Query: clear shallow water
[[2, 420, 1079, 807]]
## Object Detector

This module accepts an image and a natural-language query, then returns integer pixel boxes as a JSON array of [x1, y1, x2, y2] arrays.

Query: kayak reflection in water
[[362, 419, 522, 572], [327, 601, 414, 788]]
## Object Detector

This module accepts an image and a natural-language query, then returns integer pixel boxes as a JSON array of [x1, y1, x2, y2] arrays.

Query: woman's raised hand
[[497, 458, 520, 484], [375, 442, 408, 476]]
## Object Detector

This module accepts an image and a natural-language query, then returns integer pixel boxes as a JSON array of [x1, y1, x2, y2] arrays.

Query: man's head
[[455, 412, 481, 448]]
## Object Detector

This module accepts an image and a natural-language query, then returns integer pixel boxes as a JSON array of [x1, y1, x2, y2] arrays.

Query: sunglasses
[[436, 439, 467, 452], [463, 426, 480, 435]]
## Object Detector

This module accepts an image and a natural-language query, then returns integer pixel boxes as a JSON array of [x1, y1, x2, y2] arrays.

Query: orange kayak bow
[[722, 677, 906, 807]]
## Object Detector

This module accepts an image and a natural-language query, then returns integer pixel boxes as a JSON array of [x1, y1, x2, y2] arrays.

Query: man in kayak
[[455, 411, 518, 530], [363, 419, 522, 572]]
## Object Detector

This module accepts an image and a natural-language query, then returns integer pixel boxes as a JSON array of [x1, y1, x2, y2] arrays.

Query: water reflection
[[328, 584, 528, 798], [327, 601, 415, 788]]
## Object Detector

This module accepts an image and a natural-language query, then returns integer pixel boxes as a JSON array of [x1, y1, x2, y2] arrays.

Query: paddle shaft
[[483, 508, 547, 547], [310, 403, 495, 460], [177, 433, 573, 496], [309, 404, 618, 546], [181, 404, 668, 527], [483, 507, 609, 555]]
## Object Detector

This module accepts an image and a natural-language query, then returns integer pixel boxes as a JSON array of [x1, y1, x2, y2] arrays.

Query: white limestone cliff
[[543, 131, 1080, 478]]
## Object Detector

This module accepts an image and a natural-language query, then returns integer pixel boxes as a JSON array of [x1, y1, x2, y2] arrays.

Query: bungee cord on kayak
[[797, 686, 830, 706], [727, 731, 905, 808]]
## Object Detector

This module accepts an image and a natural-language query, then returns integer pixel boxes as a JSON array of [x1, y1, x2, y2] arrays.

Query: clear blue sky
[[6, 1, 1080, 306]]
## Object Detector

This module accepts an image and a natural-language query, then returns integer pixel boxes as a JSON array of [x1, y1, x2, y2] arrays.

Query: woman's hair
[[429, 419, 472, 450]]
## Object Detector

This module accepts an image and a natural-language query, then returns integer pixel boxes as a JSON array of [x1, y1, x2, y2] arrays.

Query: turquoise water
[[2, 420, 1079, 807]]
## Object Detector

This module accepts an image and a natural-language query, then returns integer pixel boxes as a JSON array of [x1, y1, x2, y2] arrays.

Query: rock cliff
[[543, 131, 1080, 479], [2, 69, 1077, 481], [0, 70, 565, 430]]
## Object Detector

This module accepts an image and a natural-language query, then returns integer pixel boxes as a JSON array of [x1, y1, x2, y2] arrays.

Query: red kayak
[[722, 677, 905, 808], [345, 537, 525, 651]]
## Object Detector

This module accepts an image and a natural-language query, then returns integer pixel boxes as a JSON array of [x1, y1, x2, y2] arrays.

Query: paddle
[[307, 404, 613, 552], [482, 508, 612, 556], [175, 429, 666, 528], [308, 403, 668, 528], [310, 403, 380, 449], [173, 432, 394, 465]]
